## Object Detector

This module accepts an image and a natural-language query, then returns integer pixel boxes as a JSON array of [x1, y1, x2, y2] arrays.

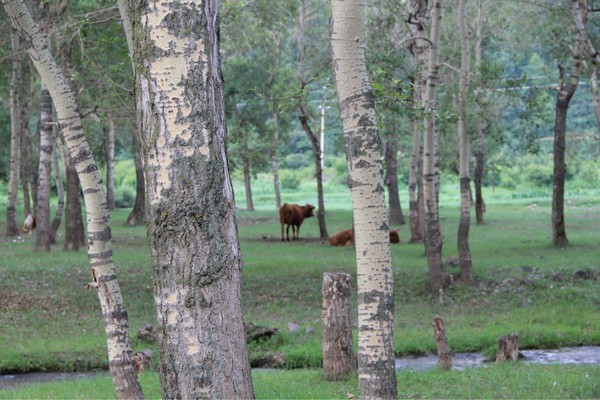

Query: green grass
[[1, 178, 600, 397], [2, 365, 599, 399]]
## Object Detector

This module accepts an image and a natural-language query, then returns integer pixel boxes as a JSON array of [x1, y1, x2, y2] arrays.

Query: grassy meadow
[[1, 172, 600, 398]]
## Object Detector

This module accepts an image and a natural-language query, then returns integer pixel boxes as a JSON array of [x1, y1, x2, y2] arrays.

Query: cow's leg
[[281, 222, 285, 241], [294, 225, 300, 240], [286, 224, 291, 241]]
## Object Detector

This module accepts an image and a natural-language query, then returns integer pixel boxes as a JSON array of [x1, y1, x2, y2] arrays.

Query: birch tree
[[6, 26, 21, 237], [129, 0, 254, 398], [331, 0, 397, 397], [407, 0, 429, 244], [423, 0, 446, 290], [456, 0, 474, 283], [35, 85, 53, 252], [1, 1, 144, 397]]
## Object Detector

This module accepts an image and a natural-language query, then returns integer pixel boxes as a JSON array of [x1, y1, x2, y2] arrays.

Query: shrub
[[523, 162, 553, 187], [279, 170, 301, 190], [114, 185, 135, 208]]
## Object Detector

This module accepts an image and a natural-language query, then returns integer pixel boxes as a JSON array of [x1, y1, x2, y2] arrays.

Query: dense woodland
[[1, 0, 599, 399]]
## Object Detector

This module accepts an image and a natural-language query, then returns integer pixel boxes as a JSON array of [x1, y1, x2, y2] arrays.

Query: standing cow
[[279, 203, 315, 241]]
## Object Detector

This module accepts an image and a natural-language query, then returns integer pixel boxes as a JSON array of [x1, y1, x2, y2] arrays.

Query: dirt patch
[[0, 290, 71, 312]]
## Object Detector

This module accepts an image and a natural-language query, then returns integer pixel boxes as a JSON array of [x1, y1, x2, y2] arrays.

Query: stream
[[1, 346, 599, 389]]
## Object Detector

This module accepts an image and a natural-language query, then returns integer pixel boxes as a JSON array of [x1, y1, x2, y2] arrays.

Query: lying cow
[[329, 228, 400, 246], [280, 203, 315, 241], [21, 213, 36, 234]]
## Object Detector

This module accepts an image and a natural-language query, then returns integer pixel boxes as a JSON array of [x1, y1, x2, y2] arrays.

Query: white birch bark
[[331, 1, 397, 398], [1, 1, 144, 398]]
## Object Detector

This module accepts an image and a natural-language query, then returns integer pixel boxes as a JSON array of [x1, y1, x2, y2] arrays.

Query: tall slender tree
[[1, 1, 144, 397], [552, 0, 585, 246], [297, 0, 329, 239], [423, 0, 446, 290], [6, 26, 21, 237], [457, 0, 474, 283], [129, 0, 254, 397], [331, 0, 397, 397], [35, 84, 53, 251]]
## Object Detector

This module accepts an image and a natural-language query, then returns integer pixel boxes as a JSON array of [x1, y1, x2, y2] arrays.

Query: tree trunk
[[331, 1, 397, 398], [552, 2, 585, 246], [130, 1, 254, 398], [590, 68, 600, 144], [35, 85, 53, 252], [297, 0, 328, 240], [126, 133, 146, 226], [49, 142, 65, 244], [457, 0, 474, 284], [2, 1, 145, 397], [322, 272, 356, 381], [432, 316, 452, 370], [407, 0, 430, 244], [423, 0, 446, 290], [299, 111, 329, 239], [271, 109, 282, 209], [385, 138, 405, 225], [6, 27, 21, 237], [105, 113, 116, 211], [64, 164, 83, 251], [408, 103, 423, 243], [495, 333, 519, 362], [243, 156, 255, 211], [474, 0, 486, 225]]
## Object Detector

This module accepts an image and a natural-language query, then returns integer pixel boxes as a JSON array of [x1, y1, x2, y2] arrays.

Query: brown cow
[[20, 213, 36, 234], [329, 228, 400, 246], [328, 229, 354, 246], [279, 203, 315, 241]]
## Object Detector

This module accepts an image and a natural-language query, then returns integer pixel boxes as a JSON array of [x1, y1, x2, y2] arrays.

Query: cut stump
[[496, 333, 519, 362], [432, 315, 452, 370], [322, 272, 356, 380]]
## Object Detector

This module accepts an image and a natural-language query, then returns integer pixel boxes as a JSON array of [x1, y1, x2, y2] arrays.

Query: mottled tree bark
[[331, 1, 397, 397], [6, 27, 21, 237], [322, 272, 356, 381], [407, 0, 429, 244], [20, 64, 33, 218], [423, 0, 446, 290], [432, 316, 452, 370], [105, 113, 116, 211], [130, 0, 254, 398], [35, 85, 53, 252], [2, 1, 145, 398], [385, 138, 405, 225], [457, 0, 473, 283]]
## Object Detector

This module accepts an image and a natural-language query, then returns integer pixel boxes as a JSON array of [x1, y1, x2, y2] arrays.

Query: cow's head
[[389, 229, 400, 244], [304, 204, 316, 218]]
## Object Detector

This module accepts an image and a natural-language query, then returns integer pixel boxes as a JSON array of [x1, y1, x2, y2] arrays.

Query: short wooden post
[[432, 315, 452, 370], [496, 333, 519, 362], [322, 272, 356, 380]]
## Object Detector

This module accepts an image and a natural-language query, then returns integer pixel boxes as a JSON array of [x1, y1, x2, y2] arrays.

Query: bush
[[523, 162, 553, 187], [283, 153, 311, 170], [114, 185, 135, 208], [279, 170, 300, 190]]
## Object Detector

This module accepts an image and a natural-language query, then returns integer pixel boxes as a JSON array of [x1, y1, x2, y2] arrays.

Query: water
[[1, 346, 599, 389], [395, 346, 600, 371]]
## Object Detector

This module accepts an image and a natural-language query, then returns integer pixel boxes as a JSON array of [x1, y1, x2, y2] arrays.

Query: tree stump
[[322, 272, 356, 380], [432, 315, 452, 370], [496, 333, 519, 362]]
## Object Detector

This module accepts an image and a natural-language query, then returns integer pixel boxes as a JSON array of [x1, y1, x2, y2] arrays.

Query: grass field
[[1, 176, 600, 398]]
